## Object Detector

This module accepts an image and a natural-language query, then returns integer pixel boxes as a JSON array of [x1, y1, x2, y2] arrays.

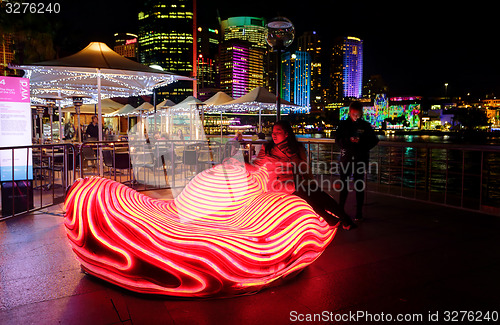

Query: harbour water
[[297, 133, 500, 212]]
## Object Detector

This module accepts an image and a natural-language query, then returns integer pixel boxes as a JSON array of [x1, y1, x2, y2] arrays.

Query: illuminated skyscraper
[[138, 0, 195, 101], [219, 40, 265, 99], [297, 31, 324, 110], [330, 36, 363, 100], [220, 17, 267, 49], [219, 17, 266, 97], [1, 32, 15, 76], [114, 33, 138, 61], [196, 26, 219, 100], [282, 51, 311, 107]]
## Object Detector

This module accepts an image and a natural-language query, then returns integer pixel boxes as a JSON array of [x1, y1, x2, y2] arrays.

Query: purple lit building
[[219, 40, 265, 99], [330, 36, 364, 100]]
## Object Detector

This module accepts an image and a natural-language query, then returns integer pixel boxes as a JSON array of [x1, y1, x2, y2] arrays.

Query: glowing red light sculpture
[[64, 162, 337, 297]]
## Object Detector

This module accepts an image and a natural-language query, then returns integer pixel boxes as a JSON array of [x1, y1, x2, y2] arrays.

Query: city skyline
[[13, 1, 500, 98]]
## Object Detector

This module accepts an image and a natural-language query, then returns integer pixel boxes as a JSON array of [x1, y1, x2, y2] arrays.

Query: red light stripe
[[64, 162, 337, 297]]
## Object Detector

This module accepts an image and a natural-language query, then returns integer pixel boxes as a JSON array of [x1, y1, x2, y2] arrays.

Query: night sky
[[56, 1, 498, 98]]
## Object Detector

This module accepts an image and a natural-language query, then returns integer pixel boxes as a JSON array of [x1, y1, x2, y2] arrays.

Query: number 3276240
[[5, 2, 61, 14]]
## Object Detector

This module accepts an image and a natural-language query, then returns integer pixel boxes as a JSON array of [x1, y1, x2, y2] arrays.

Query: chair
[[103, 150, 115, 175], [82, 146, 97, 171], [103, 150, 132, 182], [33, 155, 51, 190], [153, 144, 177, 188], [182, 149, 198, 181], [197, 143, 218, 170], [132, 151, 156, 187], [114, 152, 131, 172]]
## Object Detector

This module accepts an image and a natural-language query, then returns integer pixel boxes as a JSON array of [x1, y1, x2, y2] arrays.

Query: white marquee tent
[[13, 42, 192, 142]]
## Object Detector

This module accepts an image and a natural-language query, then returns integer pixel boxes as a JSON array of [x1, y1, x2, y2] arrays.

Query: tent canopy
[[203, 91, 234, 106], [62, 98, 123, 114], [168, 96, 204, 111], [105, 104, 136, 117], [129, 102, 154, 115], [13, 42, 193, 102], [226, 87, 294, 106], [156, 99, 176, 109], [205, 87, 305, 114]]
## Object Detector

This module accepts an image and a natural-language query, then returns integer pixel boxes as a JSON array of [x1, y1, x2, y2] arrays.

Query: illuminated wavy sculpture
[[64, 162, 337, 297]]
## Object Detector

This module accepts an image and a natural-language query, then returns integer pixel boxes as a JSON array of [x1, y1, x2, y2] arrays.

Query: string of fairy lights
[[24, 66, 178, 106], [23, 66, 309, 115], [204, 102, 310, 114]]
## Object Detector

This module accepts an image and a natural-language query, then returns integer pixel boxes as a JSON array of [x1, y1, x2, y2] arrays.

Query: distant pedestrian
[[63, 119, 75, 140], [85, 115, 99, 141], [336, 101, 379, 221]]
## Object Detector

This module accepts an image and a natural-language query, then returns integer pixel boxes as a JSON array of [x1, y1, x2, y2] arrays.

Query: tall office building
[[219, 40, 265, 99], [114, 33, 138, 60], [1, 33, 15, 76], [197, 56, 216, 100], [138, 0, 195, 102], [220, 17, 267, 49], [330, 36, 363, 100], [219, 17, 267, 97], [196, 26, 219, 100], [282, 51, 311, 107], [297, 31, 324, 110]]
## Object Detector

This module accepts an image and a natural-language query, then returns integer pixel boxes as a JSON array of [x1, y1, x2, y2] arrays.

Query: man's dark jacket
[[336, 118, 379, 163], [85, 123, 99, 139]]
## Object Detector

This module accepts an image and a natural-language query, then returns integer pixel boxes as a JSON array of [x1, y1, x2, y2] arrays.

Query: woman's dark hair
[[265, 120, 302, 155]]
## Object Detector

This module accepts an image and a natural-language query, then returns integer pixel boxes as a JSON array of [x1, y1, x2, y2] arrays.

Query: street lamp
[[444, 83, 449, 98], [40, 95, 63, 143], [35, 105, 47, 144], [31, 106, 38, 142], [266, 17, 295, 121], [36, 105, 47, 144]]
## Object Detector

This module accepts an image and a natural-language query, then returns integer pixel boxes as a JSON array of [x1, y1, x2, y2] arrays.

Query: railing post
[[445, 149, 449, 205], [461, 149, 465, 208], [479, 151, 484, 210]]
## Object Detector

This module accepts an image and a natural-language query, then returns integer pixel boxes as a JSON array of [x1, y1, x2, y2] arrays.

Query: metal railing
[[297, 139, 500, 216], [370, 142, 500, 215], [79, 139, 226, 191], [0, 143, 76, 220], [2, 139, 499, 220]]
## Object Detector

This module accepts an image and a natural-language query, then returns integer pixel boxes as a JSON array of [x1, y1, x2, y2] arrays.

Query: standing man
[[85, 115, 99, 141], [336, 101, 379, 221]]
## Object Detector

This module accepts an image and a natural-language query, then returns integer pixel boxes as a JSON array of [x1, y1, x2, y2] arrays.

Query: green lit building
[[220, 17, 267, 49], [138, 0, 195, 102], [219, 17, 267, 98]]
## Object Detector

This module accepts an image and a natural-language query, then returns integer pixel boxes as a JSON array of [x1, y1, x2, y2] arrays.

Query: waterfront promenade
[[1, 189, 498, 324]]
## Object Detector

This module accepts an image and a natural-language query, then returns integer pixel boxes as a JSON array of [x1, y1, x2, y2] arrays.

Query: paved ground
[[1, 190, 499, 325]]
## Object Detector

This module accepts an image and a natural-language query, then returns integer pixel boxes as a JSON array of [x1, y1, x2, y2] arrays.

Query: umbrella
[[203, 91, 234, 106], [169, 96, 204, 111], [159, 96, 205, 140], [128, 102, 154, 116], [156, 99, 176, 109], [213, 87, 302, 132], [104, 104, 136, 117], [224, 86, 295, 109], [62, 98, 123, 114], [13, 42, 192, 142]]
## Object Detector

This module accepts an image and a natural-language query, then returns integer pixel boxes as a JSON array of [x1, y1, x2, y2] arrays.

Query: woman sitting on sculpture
[[246, 120, 357, 230]]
